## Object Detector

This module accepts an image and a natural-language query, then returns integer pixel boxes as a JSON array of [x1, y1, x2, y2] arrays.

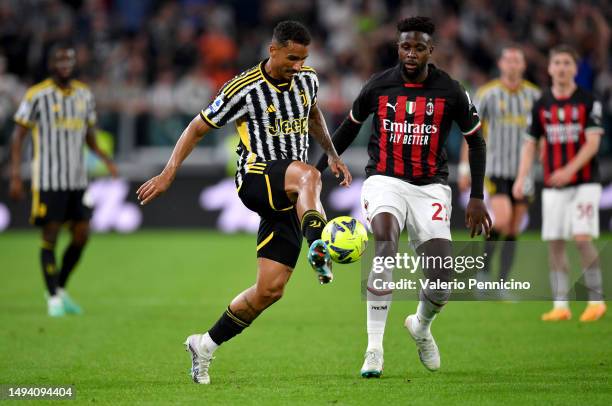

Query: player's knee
[[574, 239, 595, 255], [299, 165, 321, 188], [71, 224, 90, 247], [256, 281, 285, 304], [42, 224, 60, 245], [72, 231, 89, 247]]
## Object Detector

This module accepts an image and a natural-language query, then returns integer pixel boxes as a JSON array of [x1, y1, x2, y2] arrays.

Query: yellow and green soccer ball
[[321, 216, 369, 264]]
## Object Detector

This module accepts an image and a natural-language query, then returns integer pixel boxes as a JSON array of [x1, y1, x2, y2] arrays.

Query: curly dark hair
[[397, 16, 435, 36], [272, 20, 311, 47]]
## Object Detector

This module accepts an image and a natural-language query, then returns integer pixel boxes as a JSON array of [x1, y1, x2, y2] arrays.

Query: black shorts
[[485, 176, 532, 204], [238, 159, 303, 268], [31, 189, 92, 226]]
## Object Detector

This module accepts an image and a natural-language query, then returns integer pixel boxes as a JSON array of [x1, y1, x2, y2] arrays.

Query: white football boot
[[404, 314, 440, 371], [360, 349, 384, 378], [184, 334, 215, 384]]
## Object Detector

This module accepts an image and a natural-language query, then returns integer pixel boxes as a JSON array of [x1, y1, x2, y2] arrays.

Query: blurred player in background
[[458, 46, 540, 292], [137, 21, 351, 384], [317, 17, 491, 378], [514, 45, 606, 322], [9, 42, 118, 317]]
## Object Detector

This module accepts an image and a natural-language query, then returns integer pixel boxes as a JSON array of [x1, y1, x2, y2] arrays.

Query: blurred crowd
[[0, 0, 610, 159]]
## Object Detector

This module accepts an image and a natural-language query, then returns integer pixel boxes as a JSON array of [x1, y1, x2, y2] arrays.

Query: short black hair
[[397, 16, 435, 36], [48, 40, 75, 59], [272, 20, 311, 47], [549, 44, 579, 63]]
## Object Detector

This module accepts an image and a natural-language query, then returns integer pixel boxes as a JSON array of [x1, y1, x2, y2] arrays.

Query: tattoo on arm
[[309, 104, 337, 157]]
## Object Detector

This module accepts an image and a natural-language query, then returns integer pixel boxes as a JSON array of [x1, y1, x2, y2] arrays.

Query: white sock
[[587, 300, 604, 305], [550, 271, 569, 304], [583, 266, 603, 302], [366, 267, 393, 352], [200, 332, 219, 353], [48, 295, 61, 305], [416, 299, 443, 334], [553, 300, 569, 309], [366, 298, 391, 352], [56, 288, 66, 298]]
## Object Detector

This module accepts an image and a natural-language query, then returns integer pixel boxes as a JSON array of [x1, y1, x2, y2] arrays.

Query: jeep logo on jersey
[[426, 101, 434, 116], [406, 101, 416, 114], [267, 117, 308, 137]]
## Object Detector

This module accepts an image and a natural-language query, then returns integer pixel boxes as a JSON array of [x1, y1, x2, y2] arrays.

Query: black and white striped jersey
[[14, 79, 96, 191], [475, 79, 540, 179], [200, 59, 318, 188]]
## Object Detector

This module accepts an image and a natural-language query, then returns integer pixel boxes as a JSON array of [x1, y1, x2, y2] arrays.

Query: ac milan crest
[[426, 101, 434, 116]]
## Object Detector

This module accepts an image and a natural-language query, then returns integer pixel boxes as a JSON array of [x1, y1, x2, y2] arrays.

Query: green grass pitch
[[1, 230, 611, 405]]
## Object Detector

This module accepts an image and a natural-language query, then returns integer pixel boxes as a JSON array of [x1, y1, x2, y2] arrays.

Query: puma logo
[[308, 220, 322, 228], [386, 102, 398, 112]]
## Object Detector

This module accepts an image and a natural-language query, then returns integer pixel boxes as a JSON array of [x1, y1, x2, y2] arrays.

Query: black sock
[[482, 230, 500, 274], [301, 210, 327, 246], [58, 244, 84, 288], [208, 307, 251, 346], [499, 235, 517, 281], [41, 241, 58, 296]]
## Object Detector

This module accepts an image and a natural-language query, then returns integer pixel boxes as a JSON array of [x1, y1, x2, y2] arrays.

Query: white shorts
[[361, 175, 452, 248], [541, 183, 601, 241]]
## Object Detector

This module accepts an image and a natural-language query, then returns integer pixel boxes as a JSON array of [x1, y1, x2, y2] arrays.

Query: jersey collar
[[50, 78, 76, 96], [260, 59, 293, 93], [396, 63, 438, 88]]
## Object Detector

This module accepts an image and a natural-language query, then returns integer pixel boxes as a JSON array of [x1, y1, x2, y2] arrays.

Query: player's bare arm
[[85, 126, 118, 178], [137, 115, 211, 205], [308, 103, 352, 186], [512, 138, 537, 200], [549, 131, 602, 187], [8, 124, 29, 200]]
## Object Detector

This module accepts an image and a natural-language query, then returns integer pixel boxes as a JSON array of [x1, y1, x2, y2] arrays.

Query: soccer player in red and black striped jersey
[[513, 45, 606, 322], [316, 16, 491, 377]]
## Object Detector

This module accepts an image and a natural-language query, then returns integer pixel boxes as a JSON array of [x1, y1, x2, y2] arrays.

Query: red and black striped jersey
[[349, 64, 481, 185], [526, 87, 603, 186]]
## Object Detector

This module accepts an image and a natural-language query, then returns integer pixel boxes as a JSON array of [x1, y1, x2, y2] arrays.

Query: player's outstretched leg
[[185, 259, 292, 384], [57, 221, 89, 315], [284, 161, 331, 283], [405, 239, 451, 372], [361, 213, 400, 378]]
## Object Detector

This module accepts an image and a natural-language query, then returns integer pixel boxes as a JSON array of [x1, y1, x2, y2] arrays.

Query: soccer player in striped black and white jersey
[[9, 42, 117, 317], [137, 21, 351, 384], [458, 46, 541, 293]]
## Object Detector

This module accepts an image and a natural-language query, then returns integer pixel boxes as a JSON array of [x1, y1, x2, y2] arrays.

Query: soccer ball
[[321, 216, 368, 264]]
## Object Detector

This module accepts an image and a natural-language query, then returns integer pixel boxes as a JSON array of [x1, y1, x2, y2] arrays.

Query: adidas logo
[[267, 104, 276, 113]]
